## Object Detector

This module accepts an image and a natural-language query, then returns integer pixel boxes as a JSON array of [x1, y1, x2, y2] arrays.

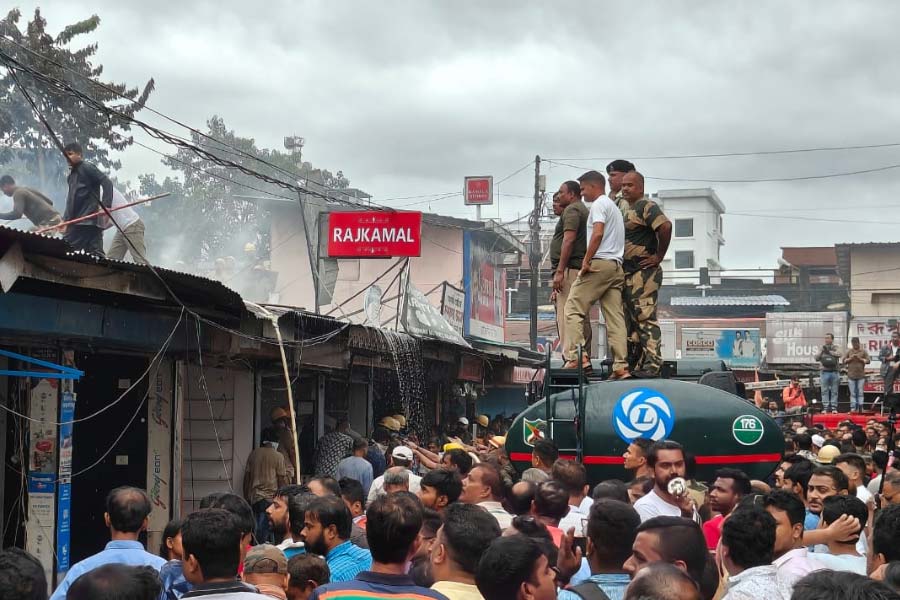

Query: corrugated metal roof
[[780, 246, 836, 267], [670, 294, 790, 307]]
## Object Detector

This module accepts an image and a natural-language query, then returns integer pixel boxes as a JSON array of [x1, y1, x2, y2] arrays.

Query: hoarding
[[440, 282, 465, 335], [402, 279, 470, 347], [681, 328, 760, 368], [765, 312, 848, 365], [463, 231, 505, 342], [327, 211, 422, 258], [464, 176, 493, 206]]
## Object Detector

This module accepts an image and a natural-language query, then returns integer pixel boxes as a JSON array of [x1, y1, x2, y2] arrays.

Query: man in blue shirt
[[311, 493, 447, 600], [301, 495, 371, 582], [558, 499, 639, 600], [51, 486, 166, 600], [336, 438, 374, 497]]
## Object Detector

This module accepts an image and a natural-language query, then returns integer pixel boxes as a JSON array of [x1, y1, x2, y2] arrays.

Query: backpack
[[568, 582, 612, 600], [820, 350, 837, 370]]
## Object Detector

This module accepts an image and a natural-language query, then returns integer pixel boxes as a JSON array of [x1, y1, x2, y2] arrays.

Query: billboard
[[327, 211, 422, 258], [681, 328, 760, 368], [463, 231, 505, 342], [440, 282, 465, 335], [402, 279, 470, 347], [464, 176, 494, 206], [765, 312, 848, 365]]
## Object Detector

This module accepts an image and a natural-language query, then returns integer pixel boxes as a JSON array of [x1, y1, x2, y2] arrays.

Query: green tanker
[[505, 377, 784, 484]]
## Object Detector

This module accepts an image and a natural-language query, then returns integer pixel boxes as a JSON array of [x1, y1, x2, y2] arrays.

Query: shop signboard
[[327, 211, 422, 258], [681, 328, 760, 368], [765, 312, 848, 365], [463, 231, 506, 342]]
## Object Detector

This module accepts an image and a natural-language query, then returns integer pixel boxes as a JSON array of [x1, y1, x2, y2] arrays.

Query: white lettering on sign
[[332, 227, 415, 244], [740, 418, 757, 429]]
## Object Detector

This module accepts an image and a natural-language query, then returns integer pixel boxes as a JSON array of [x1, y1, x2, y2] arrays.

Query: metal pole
[[529, 155, 541, 350]]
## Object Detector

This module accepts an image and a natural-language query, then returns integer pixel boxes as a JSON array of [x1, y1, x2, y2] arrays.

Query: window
[[675, 251, 694, 269], [674, 218, 694, 238]]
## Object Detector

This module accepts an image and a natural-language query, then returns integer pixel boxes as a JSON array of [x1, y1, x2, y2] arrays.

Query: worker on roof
[[0, 174, 62, 232]]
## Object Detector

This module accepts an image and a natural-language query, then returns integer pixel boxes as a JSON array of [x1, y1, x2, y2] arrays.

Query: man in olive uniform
[[550, 181, 591, 355], [0, 175, 62, 231], [620, 172, 672, 377], [606, 159, 636, 210]]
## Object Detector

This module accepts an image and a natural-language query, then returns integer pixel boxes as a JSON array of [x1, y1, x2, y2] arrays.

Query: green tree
[[140, 115, 353, 267], [0, 8, 154, 194]]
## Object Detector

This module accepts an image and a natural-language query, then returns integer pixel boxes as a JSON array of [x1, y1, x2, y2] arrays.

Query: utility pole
[[529, 155, 541, 350]]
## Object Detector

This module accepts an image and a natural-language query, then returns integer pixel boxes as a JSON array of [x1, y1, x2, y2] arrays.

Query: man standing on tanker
[[620, 171, 671, 377], [562, 170, 630, 379]]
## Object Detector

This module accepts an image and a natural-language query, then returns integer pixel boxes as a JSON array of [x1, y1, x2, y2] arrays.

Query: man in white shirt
[[834, 453, 873, 506], [366, 446, 421, 505], [106, 189, 148, 264], [553, 459, 593, 536], [763, 490, 825, 590], [562, 170, 629, 379], [459, 464, 513, 530], [633, 440, 698, 523]]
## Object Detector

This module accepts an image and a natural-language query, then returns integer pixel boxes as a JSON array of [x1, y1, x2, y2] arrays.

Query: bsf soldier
[[606, 158, 636, 211], [620, 171, 672, 377]]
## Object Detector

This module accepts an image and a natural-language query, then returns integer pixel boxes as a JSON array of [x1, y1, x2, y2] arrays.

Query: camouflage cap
[[243, 544, 287, 574]]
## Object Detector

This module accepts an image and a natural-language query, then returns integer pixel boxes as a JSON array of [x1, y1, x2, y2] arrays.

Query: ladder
[[543, 345, 605, 461]]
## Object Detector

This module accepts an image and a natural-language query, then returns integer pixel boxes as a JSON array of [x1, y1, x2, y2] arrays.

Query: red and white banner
[[464, 176, 493, 206], [327, 211, 422, 258]]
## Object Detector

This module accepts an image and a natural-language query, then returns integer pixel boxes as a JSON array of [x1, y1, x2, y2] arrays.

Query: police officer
[[606, 159, 636, 211], [620, 172, 672, 377]]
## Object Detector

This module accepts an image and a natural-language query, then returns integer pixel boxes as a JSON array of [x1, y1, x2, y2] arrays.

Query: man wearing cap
[[313, 418, 355, 479], [271, 407, 297, 481], [366, 446, 422, 506], [812, 434, 826, 454], [619, 171, 671, 378], [244, 428, 291, 544], [243, 545, 289, 600], [606, 159, 636, 211]]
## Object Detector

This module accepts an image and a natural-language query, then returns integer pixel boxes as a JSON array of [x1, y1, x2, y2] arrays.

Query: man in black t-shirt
[[550, 181, 591, 355]]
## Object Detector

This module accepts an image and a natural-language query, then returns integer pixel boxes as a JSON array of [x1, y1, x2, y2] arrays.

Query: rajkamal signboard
[[464, 176, 493, 206], [327, 211, 422, 258]]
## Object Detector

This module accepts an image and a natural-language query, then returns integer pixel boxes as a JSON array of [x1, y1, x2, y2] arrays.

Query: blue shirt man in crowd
[[301, 495, 372, 582], [51, 486, 166, 600]]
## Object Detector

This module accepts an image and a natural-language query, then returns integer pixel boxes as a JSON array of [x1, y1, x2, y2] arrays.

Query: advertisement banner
[[440, 283, 465, 335], [681, 328, 760, 368], [849, 318, 899, 369], [402, 279, 470, 347], [56, 391, 75, 573], [464, 176, 493, 206], [146, 362, 173, 556], [327, 211, 422, 258], [27, 378, 58, 587], [765, 312, 848, 365], [463, 231, 506, 342]]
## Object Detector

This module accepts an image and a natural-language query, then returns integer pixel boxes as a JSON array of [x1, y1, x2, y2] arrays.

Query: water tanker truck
[[505, 360, 784, 484]]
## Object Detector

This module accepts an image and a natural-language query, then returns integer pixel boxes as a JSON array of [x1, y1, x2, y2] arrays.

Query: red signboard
[[464, 176, 493, 206], [327, 211, 422, 258]]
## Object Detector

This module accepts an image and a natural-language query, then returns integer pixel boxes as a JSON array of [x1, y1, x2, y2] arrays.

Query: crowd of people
[[1, 404, 899, 600]]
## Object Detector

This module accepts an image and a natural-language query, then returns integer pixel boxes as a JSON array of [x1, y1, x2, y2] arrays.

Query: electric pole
[[529, 155, 541, 350]]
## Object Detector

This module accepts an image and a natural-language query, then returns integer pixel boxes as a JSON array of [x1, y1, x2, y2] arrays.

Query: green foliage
[[0, 8, 154, 191]]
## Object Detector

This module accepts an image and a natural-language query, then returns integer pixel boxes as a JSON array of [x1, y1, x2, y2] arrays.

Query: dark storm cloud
[[14, 0, 900, 266]]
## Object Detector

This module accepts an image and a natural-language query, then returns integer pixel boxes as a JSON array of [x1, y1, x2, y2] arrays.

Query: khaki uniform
[[564, 259, 628, 371], [550, 201, 591, 354], [621, 196, 669, 375]]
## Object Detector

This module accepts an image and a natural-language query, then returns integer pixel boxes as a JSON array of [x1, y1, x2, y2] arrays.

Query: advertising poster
[[403, 280, 470, 347], [146, 363, 173, 555], [440, 283, 465, 335], [27, 378, 58, 587], [681, 328, 760, 368], [765, 312, 848, 365], [56, 391, 75, 573], [463, 231, 506, 342]]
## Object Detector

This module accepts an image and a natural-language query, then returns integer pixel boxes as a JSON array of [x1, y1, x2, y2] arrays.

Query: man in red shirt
[[782, 376, 807, 415], [703, 468, 751, 550]]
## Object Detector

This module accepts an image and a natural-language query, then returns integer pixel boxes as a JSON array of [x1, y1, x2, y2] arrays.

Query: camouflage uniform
[[622, 196, 670, 375]]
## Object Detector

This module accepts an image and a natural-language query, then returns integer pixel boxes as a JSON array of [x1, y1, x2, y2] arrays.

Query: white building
[[653, 188, 725, 285]]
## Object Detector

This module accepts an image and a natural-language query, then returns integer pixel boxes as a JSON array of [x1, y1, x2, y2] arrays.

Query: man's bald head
[[105, 486, 152, 533], [621, 172, 646, 202]]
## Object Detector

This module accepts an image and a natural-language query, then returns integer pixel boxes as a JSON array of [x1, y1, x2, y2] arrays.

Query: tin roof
[[670, 294, 790, 307], [780, 247, 837, 267]]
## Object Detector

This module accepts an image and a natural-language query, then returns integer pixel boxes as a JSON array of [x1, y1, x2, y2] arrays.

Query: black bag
[[568, 582, 612, 600], [820, 350, 837, 370]]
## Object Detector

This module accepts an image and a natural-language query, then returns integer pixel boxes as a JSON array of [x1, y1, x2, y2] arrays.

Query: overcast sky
[[9, 1, 900, 268]]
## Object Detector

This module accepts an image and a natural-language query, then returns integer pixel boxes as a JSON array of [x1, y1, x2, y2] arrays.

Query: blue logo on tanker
[[612, 388, 675, 443]]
